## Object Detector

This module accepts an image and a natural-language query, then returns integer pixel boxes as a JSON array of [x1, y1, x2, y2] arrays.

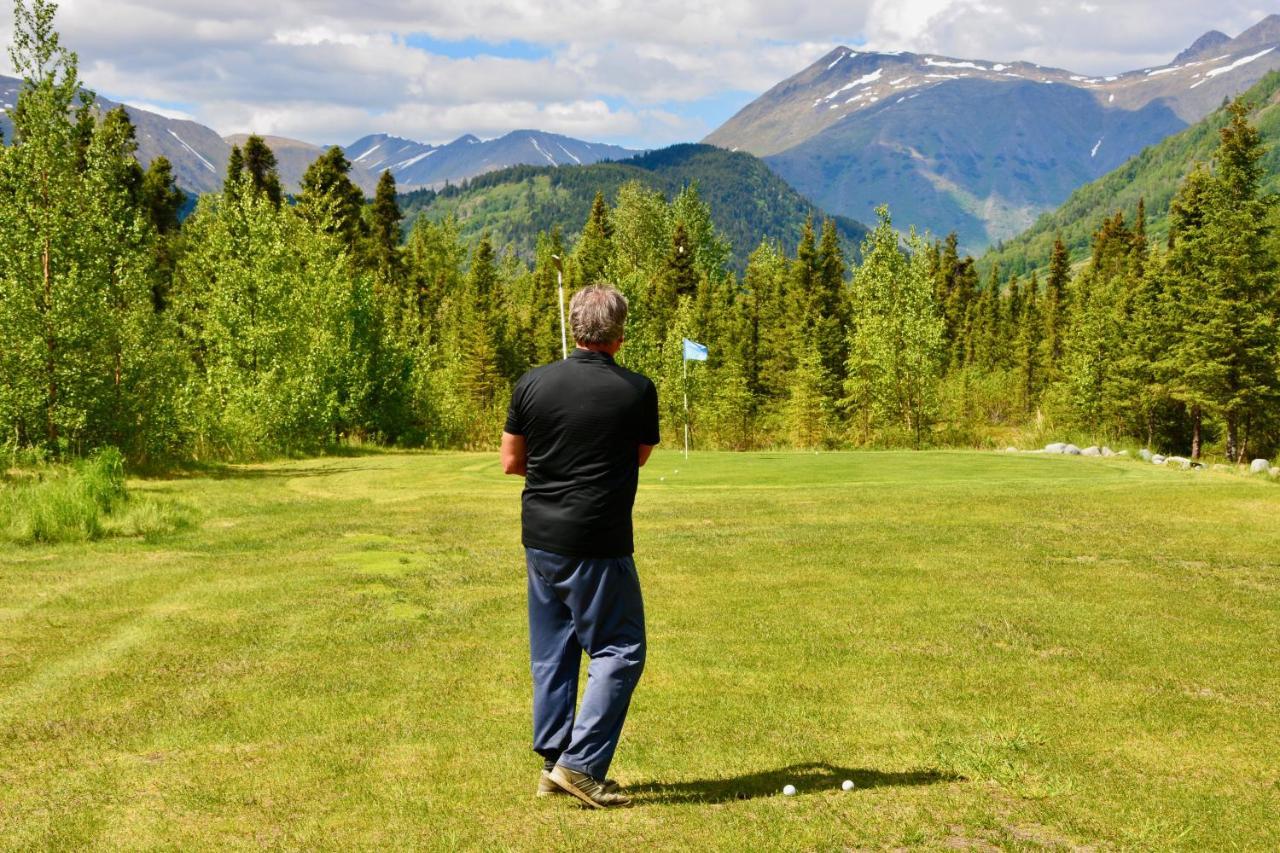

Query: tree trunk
[[1191, 406, 1202, 460], [1226, 415, 1239, 464]]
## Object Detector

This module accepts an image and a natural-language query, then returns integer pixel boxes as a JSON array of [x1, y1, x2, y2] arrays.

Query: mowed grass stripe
[[0, 450, 1276, 850]]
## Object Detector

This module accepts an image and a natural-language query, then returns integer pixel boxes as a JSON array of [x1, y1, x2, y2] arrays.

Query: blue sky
[[1, 1, 1273, 148]]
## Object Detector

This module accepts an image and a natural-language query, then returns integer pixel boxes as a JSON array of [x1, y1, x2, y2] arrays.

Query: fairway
[[2, 450, 1278, 850]]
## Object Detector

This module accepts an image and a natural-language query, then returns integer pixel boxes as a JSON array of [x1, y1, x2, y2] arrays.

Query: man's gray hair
[[569, 285, 628, 344]]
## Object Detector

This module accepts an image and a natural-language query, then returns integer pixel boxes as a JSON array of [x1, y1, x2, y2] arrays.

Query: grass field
[[1, 450, 1278, 850]]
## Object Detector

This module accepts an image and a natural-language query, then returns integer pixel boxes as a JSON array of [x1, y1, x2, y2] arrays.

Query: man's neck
[[575, 341, 623, 356]]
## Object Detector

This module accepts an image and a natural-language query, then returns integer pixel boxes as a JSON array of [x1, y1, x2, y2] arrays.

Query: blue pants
[[526, 547, 646, 780]]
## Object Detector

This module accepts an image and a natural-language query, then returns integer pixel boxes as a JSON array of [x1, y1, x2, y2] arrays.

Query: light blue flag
[[682, 338, 709, 362]]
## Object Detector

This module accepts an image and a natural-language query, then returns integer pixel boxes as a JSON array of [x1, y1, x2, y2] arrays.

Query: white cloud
[[0, 1, 1273, 147]]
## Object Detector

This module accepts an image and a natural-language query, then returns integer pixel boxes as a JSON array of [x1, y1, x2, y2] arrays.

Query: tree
[[1163, 100, 1279, 460], [844, 208, 944, 446], [242, 134, 283, 207], [573, 190, 612, 286], [367, 169, 403, 288], [297, 145, 366, 249], [1042, 237, 1071, 376]]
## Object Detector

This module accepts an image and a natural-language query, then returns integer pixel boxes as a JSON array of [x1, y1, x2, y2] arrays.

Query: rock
[[1117, 450, 1129, 457], [1271, 467, 1279, 478], [1102, 447, 1116, 457], [1152, 454, 1166, 465], [1045, 443, 1066, 454], [1004, 447, 1019, 454], [1249, 458, 1270, 474], [1166, 456, 1191, 469], [1190, 462, 1205, 470], [1139, 449, 1153, 462], [1065, 444, 1082, 455], [1082, 446, 1102, 457]]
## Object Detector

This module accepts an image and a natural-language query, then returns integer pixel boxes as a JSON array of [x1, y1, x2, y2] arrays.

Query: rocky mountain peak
[[1172, 30, 1230, 65]]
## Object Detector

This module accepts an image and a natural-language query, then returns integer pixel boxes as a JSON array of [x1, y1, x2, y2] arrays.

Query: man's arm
[[501, 431, 527, 476], [638, 444, 655, 467]]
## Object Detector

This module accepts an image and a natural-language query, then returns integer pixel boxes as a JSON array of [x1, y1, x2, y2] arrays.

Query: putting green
[[1, 450, 1276, 849]]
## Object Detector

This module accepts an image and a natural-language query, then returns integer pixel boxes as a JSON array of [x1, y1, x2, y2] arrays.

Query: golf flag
[[682, 338, 708, 362]]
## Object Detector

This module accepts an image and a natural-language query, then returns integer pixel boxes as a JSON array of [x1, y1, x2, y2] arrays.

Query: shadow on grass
[[630, 762, 961, 804]]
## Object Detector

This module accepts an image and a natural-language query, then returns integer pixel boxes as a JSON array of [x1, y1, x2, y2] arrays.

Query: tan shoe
[[548, 765, 632, 808], [537, 770, 620, 798]]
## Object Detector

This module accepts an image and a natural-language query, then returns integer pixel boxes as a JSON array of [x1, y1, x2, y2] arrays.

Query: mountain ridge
[[705, 14, 1280, 252], [396, 143, 869, 273]]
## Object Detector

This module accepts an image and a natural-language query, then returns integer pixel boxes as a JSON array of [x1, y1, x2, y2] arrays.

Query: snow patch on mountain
[[926, 58, 985, 70], [167, 129, 215, 173]]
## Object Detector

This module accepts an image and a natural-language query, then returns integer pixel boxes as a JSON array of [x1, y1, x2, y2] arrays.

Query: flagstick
[[683, 355, 689, 460], [552, 255, 567, 359]]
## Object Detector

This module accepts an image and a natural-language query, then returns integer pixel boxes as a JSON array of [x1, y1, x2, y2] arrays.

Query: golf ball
[[782, 784, 797, 796], [841, 780, 855, 791]]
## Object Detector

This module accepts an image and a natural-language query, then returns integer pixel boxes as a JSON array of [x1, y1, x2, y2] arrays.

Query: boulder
[[1166, 456, 1191, 469], [1152, 454, 1166, 465], [1102, 447, 1116, 457], [1065, 444, 1082, 455], [1082, 446, 1102, 457], [1249, 458, 1270, 474], [1139, 449, 1153, 462], [1004, 447, 1019, 454], [1045, 443, 1066, 454]]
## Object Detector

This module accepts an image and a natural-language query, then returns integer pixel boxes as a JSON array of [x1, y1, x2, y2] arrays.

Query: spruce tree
[[573, 190, 612, 286], [242, 134, 283, 207], [297, 146, 366, 249], [1042, 237, 1071, 377], [368, 169, 403, 287], [224, 144, 245, 198]]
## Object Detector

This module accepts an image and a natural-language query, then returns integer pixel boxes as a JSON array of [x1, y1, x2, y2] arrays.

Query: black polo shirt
[[505, 348, 660, 557]]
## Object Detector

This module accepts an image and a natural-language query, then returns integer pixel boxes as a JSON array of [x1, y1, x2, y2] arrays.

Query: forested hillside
[[983, 71, 1280, 279], [397, 144, 869, 272]]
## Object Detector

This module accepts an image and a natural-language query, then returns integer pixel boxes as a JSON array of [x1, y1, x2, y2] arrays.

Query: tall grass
[[0, 447, 191, 544]]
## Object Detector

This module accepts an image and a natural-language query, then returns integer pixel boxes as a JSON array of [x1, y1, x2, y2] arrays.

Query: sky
[[1, 1, 1275, 149]]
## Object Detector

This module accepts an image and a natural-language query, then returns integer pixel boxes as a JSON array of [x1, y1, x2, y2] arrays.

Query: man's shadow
[[628, 762, 961, 804]]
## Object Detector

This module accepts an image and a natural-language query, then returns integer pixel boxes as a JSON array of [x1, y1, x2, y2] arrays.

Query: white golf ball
[[782, 784, 797, 796], [659, 477, 665, 481], [841, 780, 855, 791]]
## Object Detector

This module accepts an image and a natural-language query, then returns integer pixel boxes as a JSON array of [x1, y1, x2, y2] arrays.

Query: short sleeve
[[638, 380, 659, 446], [505, 376, 527, 435]]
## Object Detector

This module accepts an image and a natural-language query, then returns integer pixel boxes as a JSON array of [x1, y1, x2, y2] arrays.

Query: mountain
[[398, 143, 869, 272], [980, 70, 1280, 281], [4, 74, 634, 198], [705, 15, 1280, 252], [2, 73, 231, 193], [346, 129, 638, 190]]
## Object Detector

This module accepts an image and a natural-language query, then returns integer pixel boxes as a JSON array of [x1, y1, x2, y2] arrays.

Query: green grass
[[1, 450, 1277, 849], [1, 449, 194, 545]]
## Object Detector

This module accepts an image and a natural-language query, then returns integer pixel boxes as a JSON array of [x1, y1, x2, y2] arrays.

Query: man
[[501, 284, 659, 809]]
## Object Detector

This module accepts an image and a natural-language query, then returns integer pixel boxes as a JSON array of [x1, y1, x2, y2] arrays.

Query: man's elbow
[[501, 457, 525, 476]]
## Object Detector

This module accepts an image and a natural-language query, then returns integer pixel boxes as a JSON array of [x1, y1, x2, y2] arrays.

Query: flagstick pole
[[557, 270, 567, 360], [552, 255, 567, 359], [683, 355, 689, 460]]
